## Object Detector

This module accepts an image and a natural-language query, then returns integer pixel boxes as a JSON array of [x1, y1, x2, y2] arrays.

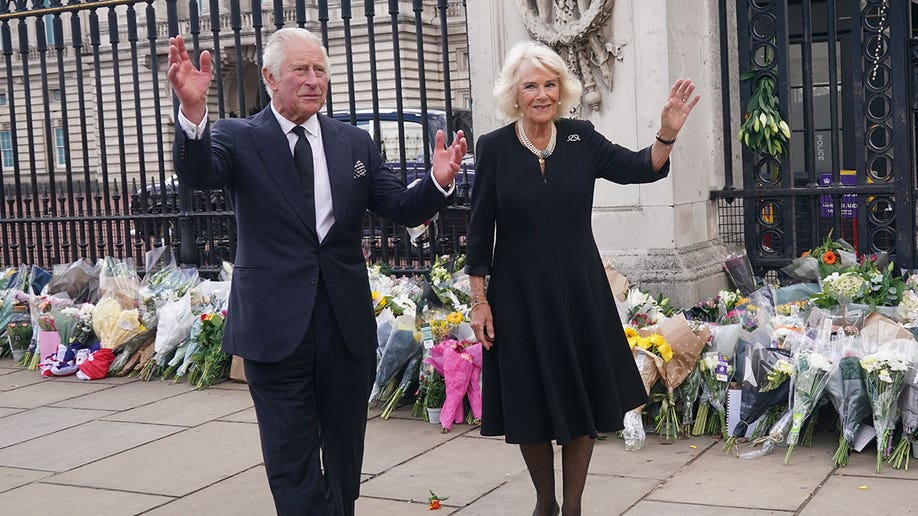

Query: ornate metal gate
[[714, 0, 916, 278]]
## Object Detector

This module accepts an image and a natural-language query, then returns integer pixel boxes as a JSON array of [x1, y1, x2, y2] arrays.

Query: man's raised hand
[[167, 35, 213, 125]]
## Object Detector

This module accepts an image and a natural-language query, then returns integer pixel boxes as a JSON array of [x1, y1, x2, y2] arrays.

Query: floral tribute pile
[[8, 235, 918, 474], [0, 247, 231, 388]]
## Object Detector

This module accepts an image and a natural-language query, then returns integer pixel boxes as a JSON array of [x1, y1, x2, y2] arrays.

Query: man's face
[[263, 38, 328, 124]]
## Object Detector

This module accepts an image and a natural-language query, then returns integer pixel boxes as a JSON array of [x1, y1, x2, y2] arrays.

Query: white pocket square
[[353, 160, 367, 179]]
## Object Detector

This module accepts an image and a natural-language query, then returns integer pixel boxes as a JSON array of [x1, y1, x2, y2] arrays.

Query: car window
[[352, 119, 426, 164]]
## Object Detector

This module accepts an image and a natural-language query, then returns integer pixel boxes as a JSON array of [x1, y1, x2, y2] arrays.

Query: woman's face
[[515, 62, 560, 126]]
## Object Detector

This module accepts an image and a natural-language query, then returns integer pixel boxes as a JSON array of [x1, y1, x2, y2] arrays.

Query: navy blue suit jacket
[[174, 106, 449, 362]]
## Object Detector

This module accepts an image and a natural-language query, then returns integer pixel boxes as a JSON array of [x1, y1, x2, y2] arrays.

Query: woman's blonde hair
[[492, 41, 582, 121]]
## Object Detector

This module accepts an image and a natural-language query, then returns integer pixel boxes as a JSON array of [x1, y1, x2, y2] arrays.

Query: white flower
[[879, 369, 893, 383], [824, 272, 867, 301], [625, 288, 652, 310], [860, 355, 878, 372], [774, 359, 795, 375], [898, 290, 918, 323]]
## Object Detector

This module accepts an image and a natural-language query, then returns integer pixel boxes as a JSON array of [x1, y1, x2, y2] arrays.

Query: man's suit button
[[310, 278, 318, 285]]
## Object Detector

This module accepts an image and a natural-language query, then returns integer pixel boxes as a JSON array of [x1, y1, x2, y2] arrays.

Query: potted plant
[[424, 372, 446, 425]]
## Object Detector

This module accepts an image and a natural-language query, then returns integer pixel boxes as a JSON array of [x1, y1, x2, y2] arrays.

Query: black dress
[[465, 118, 669, 445]]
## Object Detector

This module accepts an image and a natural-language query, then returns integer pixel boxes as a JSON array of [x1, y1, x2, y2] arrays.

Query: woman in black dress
[[466, 41, 699, 516]]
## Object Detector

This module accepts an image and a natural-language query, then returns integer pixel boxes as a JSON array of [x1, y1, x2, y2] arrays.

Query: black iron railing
[[0, 0, 472, 276]]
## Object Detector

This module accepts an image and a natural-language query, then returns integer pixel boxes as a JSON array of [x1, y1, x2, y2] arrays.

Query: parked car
[[332, 108, 475, 259]]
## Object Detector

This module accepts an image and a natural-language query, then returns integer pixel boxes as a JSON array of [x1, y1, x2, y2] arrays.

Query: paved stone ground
[[1, 356, 916, 515]]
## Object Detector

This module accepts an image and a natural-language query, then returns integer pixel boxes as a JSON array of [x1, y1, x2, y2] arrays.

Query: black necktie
[[291, 126, 316, 228]]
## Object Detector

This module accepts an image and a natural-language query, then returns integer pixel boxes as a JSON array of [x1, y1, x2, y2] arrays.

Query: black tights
[[519, 435, 594, 516]]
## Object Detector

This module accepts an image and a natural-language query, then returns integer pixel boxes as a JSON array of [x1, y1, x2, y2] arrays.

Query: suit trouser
[[244, 278, 375, 516]]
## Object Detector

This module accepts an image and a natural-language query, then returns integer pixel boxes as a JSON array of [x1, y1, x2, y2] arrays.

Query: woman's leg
[[519, 442, 559, 516], [560, 435, 594, 516]]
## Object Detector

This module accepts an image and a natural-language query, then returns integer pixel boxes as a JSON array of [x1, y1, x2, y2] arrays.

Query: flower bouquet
[[139, 293, 195, 381], [860, 338, 916, 472], [692, 323, 741, 437], [92, 296, 145, 352], [654, 314, 709, 443], [369, 313, 421, 404], [623, 328, 668, 450], [887, 364, 918, 470], [781, 233, 856, 282], [783, 332, 837, 464], [724, 339, 793, 455], [824, 341, 871, 467], [6, 318, 32, 363], [185, 311, 230, 388]]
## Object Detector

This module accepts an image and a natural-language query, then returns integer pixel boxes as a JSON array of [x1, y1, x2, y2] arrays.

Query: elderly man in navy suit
[[168, 27, 466, 516]]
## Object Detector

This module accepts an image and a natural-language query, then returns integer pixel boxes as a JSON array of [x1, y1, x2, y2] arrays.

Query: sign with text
[[819, 170, 857, 218]]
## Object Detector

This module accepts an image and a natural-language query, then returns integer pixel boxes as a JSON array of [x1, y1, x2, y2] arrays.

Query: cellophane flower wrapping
[[137, 248, 200, 328], [92, 296, 144, 351], [783, 327, 838, 464], [176, 281, 230, 380], [151, 293, 195, 366], [624, 346, 663, 451], [46, 259, 100, 304], [824, 338, 871, 467], [370, 313, 421, 404], [860, 337, 916, 472], [97, 256, 141, 310], [724, 338, 792, 454]]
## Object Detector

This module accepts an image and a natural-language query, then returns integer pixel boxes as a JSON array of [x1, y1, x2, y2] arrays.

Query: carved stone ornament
[[516, 0, 621, 112]]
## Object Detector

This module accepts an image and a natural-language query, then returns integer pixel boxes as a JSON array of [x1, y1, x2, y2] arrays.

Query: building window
[[52, 89, 61, 102], [0, 131, 13, 170], [0, 93, 7, 106], [42, 1, 54, 45], [54, 127, 66, 167]]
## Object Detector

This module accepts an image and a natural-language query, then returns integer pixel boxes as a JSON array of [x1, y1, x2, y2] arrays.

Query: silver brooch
[[567, 134, 580, 142]]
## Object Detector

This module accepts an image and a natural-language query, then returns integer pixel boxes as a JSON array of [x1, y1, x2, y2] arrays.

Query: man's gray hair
[[262, 27, 331, 99]]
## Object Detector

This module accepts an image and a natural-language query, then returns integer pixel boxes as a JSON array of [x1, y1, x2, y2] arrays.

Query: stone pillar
[[467, 0, 732, 307]]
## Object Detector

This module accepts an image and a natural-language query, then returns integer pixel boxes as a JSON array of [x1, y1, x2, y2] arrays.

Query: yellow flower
[[371, 290, 381, 301], [657, 342, 674, 363], [378, 297, 387, 307], [636, 337, 651, 350], [446, 312, 463, 325], [624, 327, 638, 339]]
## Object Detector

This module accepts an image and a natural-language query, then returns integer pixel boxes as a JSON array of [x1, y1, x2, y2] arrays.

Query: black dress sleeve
[[583, 120, 670, 184], [464, 131, 499, 277]]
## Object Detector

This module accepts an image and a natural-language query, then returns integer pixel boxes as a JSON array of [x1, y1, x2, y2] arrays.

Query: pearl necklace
[[516, 120, 557, 166]]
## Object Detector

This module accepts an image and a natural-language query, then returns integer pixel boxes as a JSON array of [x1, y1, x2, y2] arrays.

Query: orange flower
[[822, 250, 837, 265], [428, 500, 441, 510], [801, 251, 809, 257]]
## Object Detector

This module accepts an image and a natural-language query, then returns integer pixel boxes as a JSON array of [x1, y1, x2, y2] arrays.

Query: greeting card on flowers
[[852, 424, 876, 452]]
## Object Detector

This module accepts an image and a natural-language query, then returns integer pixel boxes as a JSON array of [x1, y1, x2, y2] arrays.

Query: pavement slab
[[0, 420, 183, 472], [624, 500, 792, 515], [0, 407, 23, 418], [0, 467, 51, 494], [101, 387, 253, 427], [0, 369, 47, 391], [217, 406, 257, 423], [645, 434, 836, 512], [45, 421, 263, 496], [52, 378, 195, 412], [360, 433, 527, 506], [0, 378, 113, 409], [0, 407, 113, 449], [799, 474, 918, 515], [358, 496, 457, 515], [456, 469, 659, 516], [587, 435, 716, 480], [143, 465, 274, 516], [0, 482, 171, 515], [362, 416, 468, 475], [832, 445, 918, 480]]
